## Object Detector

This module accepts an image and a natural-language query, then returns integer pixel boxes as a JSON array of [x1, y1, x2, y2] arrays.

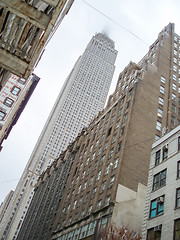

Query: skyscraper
[[16, 23, 180, 240], [0, 33, 117, 240]]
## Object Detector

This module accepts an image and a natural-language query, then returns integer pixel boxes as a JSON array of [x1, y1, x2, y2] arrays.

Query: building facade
[[142, 125, 180, 240], [0, 73, 40, 150], [0, 0, 74, 90], [0, 33, 117, 240], [17, 23, 180, 240]]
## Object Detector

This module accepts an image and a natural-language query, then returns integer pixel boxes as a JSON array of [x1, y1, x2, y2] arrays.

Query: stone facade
[[142, 125, 180, 240], [17, 23, 180, 240]]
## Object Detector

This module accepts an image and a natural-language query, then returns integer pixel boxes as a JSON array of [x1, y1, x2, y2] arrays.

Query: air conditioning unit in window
[[157, 197, 164, 203], [154, 225, 162, 232]]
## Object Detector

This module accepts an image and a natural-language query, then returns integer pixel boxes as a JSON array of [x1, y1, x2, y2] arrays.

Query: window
[[112, 134, 117, 143], [123, 113, 128, 122], [174, 65, 177, 72], [105, 164, 110, 175], [80, 225, 88, 239], [119, 107, 123, 116], [158, 97, 164, 105], [0, 111, 6, 120], [120, 126, 125, 136], [150, 197, 164, 218], [18, 78, 26, 84], [177, 161, 180, 178], [174, 219, 180, 240], [178, 137, 180, 151], [157, 108, 163, 118], [156, 121, 162, 131], [172, 104, 176, 113], [100, 217, 108, 229], [161, 76, 165, 83], [162, 147, 168, 160], [153, 169, 167, 191], [88, 205, 92, 215], [172, 93, 176, 101], [100, 181, 106, 193], [107, 127, 112, 136], [109, 175, 115, 188], [176, 188, 180, 208], [97, 200, 102, 208], [96, 170, 101, 181], [87, 221, 97, 236], [11, 86, 21, 95], [171, 116, 175, 125], [173, 83, 177, 90], [108, 148, 113, 159], [114, 157, 119, 169], [105, 195, 111, 206], [147, 227, 161, 240], [160, 86, 165, 94], [155, 150, 161, 166], [3, 97, 14, 107], [173, 74, 177, 81]]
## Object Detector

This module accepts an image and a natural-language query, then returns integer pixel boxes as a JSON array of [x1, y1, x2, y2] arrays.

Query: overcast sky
[[0, 0, 180, 203]]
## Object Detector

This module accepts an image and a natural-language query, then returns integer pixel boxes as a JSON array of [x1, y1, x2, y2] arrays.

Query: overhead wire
[[80, 0, 150, 47]]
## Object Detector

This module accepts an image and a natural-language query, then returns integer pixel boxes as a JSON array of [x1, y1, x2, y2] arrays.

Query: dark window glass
[[147, 227, 161, 240], [0, 111, 6, 120], [155, 150, 161, 165], [3, 97, 14, 107], [177, 161, 180, 179], [176, 188, 180, 208], [174, 219, 180, 240], [153, 169, 166, 191]]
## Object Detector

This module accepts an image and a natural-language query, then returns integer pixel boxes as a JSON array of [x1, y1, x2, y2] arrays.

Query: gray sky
[[1, 0, 180, 203]]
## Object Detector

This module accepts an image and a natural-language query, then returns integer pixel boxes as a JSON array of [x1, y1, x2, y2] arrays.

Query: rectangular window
[[160, 86, 165, 94], [157, 108, 163, 118], [100, 181, 106, 193], [153, 169, 167, 191], [173, 83, 177, 90], [150, 197, 164, 218], [174, 219, 180, 240], [0, 111, 6, 121], [105, 164, 110, 175], [119, 107, 123, 116], [109, 175, 115, 188], [3, 97, 14, 107], [113, 157, 119, 169], [11, 86, 21, 95], [177, 161, 180, 178], [176, 188, 180, 208], [162, 147, 168, 161], [173, 74, 177, 81], [172, 93, 176, 101], [159, 97, 164, 105], [171, 116, 175, 125], [147, 227, 161, 240], [105, 195, 111, 206], [156, 121, 162, 131], [120, 126, 125, 136], [155, 150, 161, 166], [161, 76, 165, 83], [178, 137, 180, 151], [18, 78, 26, 84], [123, 113, 128, 122], [172, 104, 176, 113]]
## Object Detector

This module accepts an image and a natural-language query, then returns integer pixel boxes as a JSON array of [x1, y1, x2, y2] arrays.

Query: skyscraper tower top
[[0, 33, 117, 240]]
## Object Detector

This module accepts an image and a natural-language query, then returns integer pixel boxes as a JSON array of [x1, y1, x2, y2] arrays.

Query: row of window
[[56, 217, 108, 240], [147, 218, 180, 240]]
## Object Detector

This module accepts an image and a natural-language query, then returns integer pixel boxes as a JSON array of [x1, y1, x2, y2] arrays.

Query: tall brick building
[[17, 23, 180, 240]]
